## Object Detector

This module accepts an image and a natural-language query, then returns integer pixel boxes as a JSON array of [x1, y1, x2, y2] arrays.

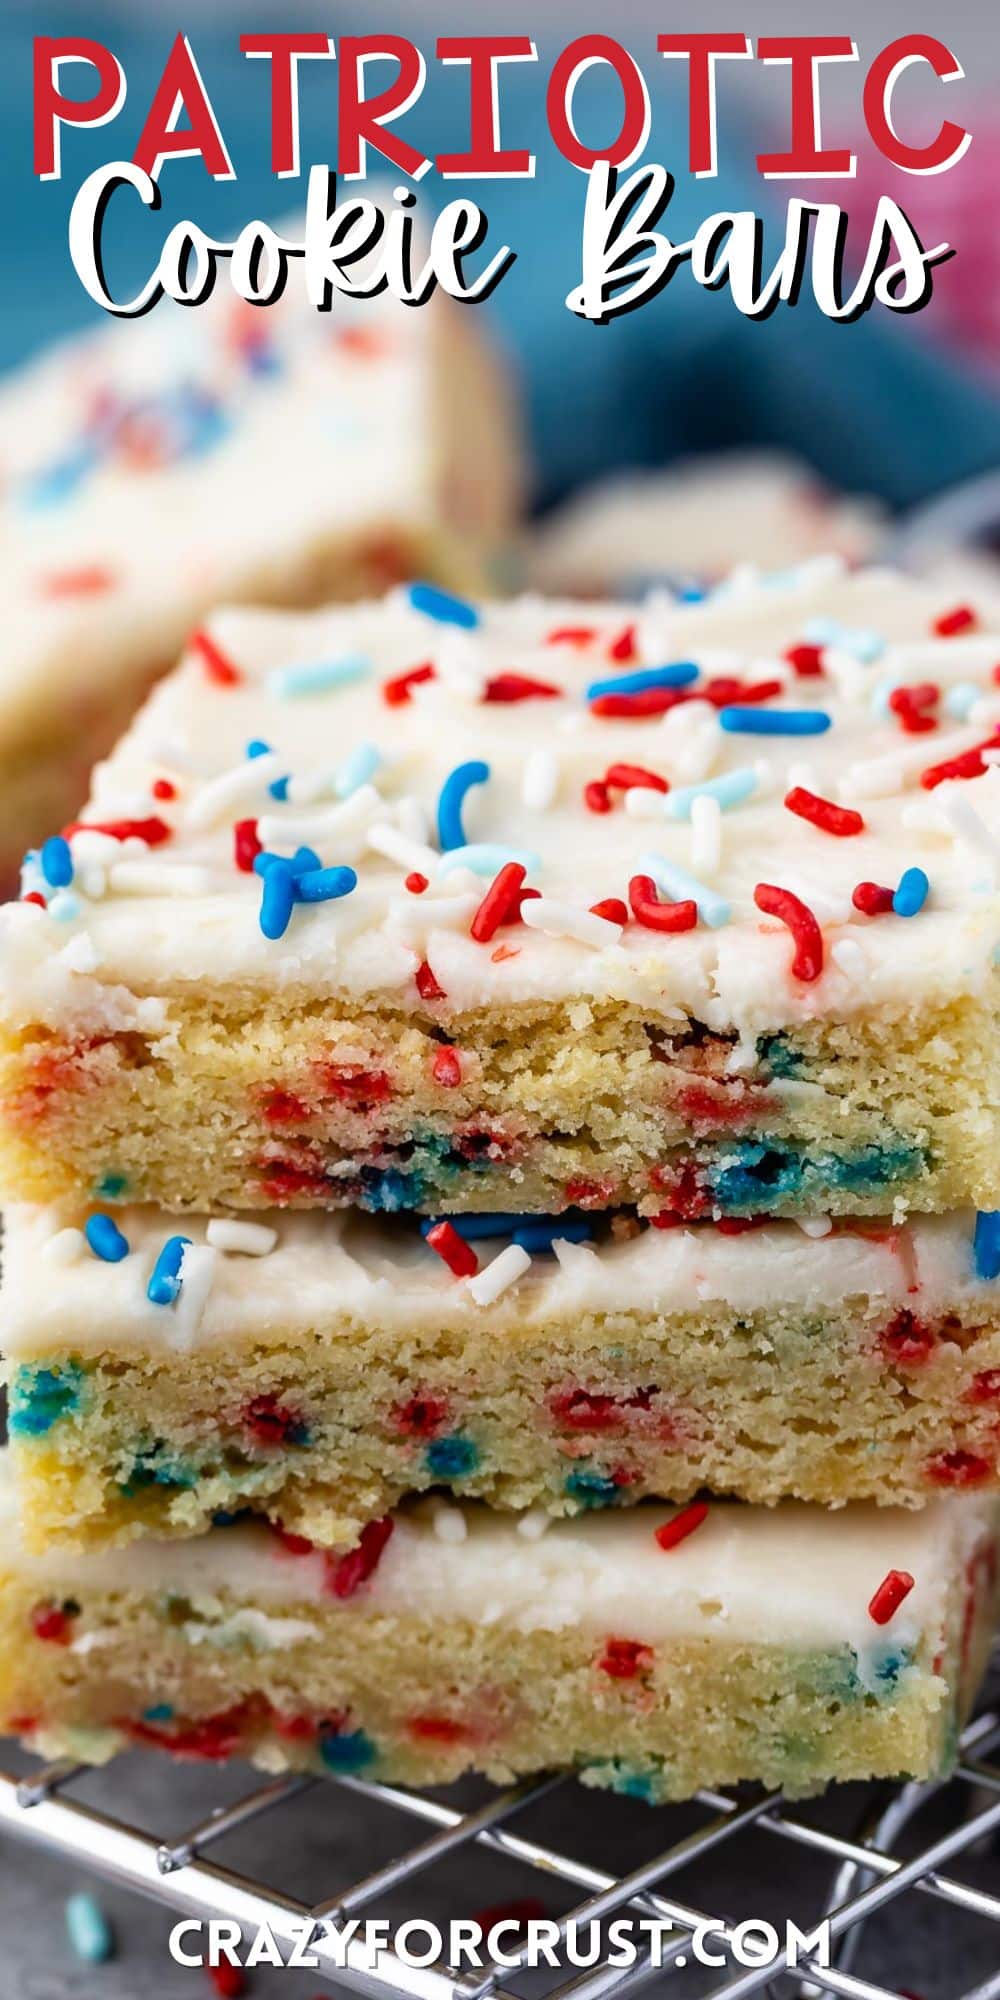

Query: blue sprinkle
[[142, 1703, 174, 1722], [665, 768, 758, 819], [974, 1213, 1000, 1282], [40, 836, 73, 889], [296, 865, 358, 904], [320, 1727, 376, 1772], [437, 760, 491, 851], [20, 443, 97, 512], [9, 1363, 84, 1437], [147, 1235, 191, 1306], [893, 867, 929, 918], [438, 843, 539, 878], [269, 774, 290, 801], [422, 1213, 534, 1241], [512, 1217, 592, 1252], [335, 742, 382, 797], [65, 1893, 114, 1965], [246, 739, 271, 759], [719, 707, 831, 737], [96, 1172, 128, 1198], [84, 1214, 129, 1263], [677, 582, 708, 603], [408, 581, 479, 629], [639, 853, 730, 929], [565, 1470, 620, 1508], [268, 654, 370, 700], [586, 661, 699, 701], [425, 1434, 479, 1479], [944, 682, 982, 722], [254, 847, 319, 880], [259, 860, 296, 939]]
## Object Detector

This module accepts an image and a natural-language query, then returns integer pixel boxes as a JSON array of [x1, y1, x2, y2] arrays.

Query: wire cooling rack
[[1, 1657, 999, 2000]]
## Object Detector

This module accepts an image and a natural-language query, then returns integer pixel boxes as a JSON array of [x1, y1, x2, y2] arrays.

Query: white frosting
[[0, 250, 490, 743], [527, 456, 885, 592], [2, 1203, 993, 1358], [0, 1459, 990, 1687], [3, 565, 998, 1034]]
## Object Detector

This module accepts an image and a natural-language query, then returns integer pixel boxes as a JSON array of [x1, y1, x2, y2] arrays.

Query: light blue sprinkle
[[84, 1214, 129, 1263], [804, 617, 885, 664], [295, 865, 358, 904], [335, 742, 382, 797], [20, 443, 97, 512], [944, 682, 982, 721], [46, 889, 81, 923], [665, 767, 758, 819], [437, 760, 491, 851], [869, 675, 904, 719], [40, 836, 73, 889], [719, 707, 831, 737], [65, 1893, 114, 1965], [147, 1235, 191, 1306], [20, 850, 46, 900], [438, 843, 539, 878], [639, 853, 730, 928], [893, 867, 929, 918], [586, 661, 699, 700], [973, 1212, 1000, 1281], [259, 859, 296, 939], [408, 581, 479, 629], [267, 653, 370, 700]]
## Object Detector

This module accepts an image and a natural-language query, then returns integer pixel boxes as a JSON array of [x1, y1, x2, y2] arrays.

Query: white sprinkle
[[367, 822, 440, 876], [522, 748, 559, 811], [168, 1244, 218, 1348], [432, 1505, 468, 1545], [520, 898, 623, 949], [69, 830, 132, 869], [690, 794, 722, 876], [58, 933, 98, 974], [107, 863, 213, 898], [843, 727, 980, 801], [397, 795, 431, 845], [832, 938, 868, 980], [258, 784, 383, 853], [387, 893, 479, 937], [517, 1509, 552, 1541], [937, 785, 1000, 872], [285, 768, 337, 806], [781, 875, 851, 925], [970, 693, 1000, 729], [184, 753, 282, 830], [206, 1219, 278, 1256], [42, 1227, 85, 1267], [78, 867, 106, 901], [797, 1217, 833, 1238], [467, 1243, 532, 1306], [623, 787, 669, 820], [659, 701, 720, 782], [819, 646, 868, 702]]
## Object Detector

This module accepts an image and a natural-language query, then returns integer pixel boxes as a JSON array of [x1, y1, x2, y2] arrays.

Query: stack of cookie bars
[[0, 557, 997, 1801]]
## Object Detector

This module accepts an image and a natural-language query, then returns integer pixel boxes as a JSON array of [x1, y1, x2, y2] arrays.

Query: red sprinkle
[[754, 883, 824, 982], [191, 628, 242, 686], [483, 672, 561, 703], [40, 564, 116, 598], [405, 872, 428, 894], [416, 960, 446, 1001], [784, 787, 865, 837], [967, 1369, 1000, 1405], [207, 1961, 246, 1997], [22, 892, 46, 908], [879, 1310, 935, 1367], [628, 876, 698, 933], [324, 1517, 394, 1599], [888, 682, 939, 734], [391, 1394, 449, 1437], [382, 662, 435, 706], [785, 642, 825, 677], [243, 1394, 307, 1448], [233, 818, 261, 873], [30, 1601, 74, 1645], [925, 1449, 993, 1488], [920, 735, 1000, 788], [597, 1637, 653, 1678], [432, 1046, 462, 1088], [604, 762, 668, 794], [609, 623, 638, 662], [546, 625, 596, 647], [591, 687, 691, 718], [933, 604, 977, 637], [702, 676, 783, 708], [425, 1220, 479, 1278], [584, 780, 612, 814], [152, 777, 177, 801], [868, 1569, 915, 1626], [590, 897, 629, 925], [470, 862, 528, 942], [655, 1502, 709, 1551], [62, 815, 171, 847], [274, 1526, 314, 1556], [852, 881, 895, 916]]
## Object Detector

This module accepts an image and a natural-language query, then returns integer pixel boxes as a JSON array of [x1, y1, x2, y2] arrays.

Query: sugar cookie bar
[[6, 1205, 1000, 1551], [0, 565, 997, 1220], [1, 1467, 995, 1801], [0, 271, 520, 886]]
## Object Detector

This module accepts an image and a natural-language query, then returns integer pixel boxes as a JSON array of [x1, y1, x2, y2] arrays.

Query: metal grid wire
[[1, 1663, 999, 2000]]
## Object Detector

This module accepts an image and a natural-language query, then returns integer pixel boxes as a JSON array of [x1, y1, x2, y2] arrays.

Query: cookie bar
[[0, 267, 520, 887], [6, 1205, 1000, 1551], [2, 1465, 995, 1801], [527, 454, 883, 596], [0, 564, 997, 1220]]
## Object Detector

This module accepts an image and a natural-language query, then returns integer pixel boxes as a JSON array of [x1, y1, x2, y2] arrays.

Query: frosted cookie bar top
[[6, 1204, 999, 1548], [1, 1471, 996, 1799], [0, 563, 997, 1220]]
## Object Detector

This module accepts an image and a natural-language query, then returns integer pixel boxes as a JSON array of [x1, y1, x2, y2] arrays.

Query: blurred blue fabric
[[5, 2, 1000, 511]]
